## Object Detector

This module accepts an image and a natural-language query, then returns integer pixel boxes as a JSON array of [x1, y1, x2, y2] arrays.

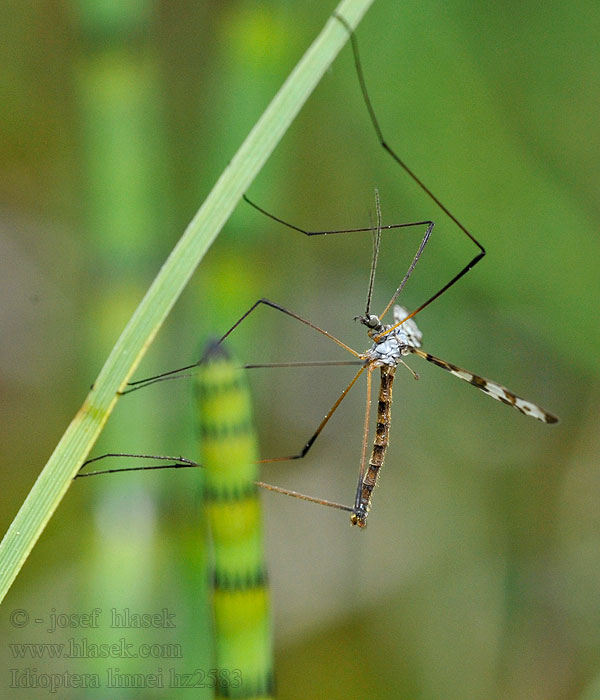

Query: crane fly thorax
[[363, 305, 423, 367], [365, 327, 409, 367]]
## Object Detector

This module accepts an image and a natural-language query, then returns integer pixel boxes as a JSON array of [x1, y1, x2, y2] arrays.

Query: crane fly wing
[[408, 347, 558, 424], [393, 305, 423, 347]]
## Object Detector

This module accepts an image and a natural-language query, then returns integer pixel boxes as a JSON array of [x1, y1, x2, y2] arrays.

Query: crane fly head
[[354, 313, 382, 332]]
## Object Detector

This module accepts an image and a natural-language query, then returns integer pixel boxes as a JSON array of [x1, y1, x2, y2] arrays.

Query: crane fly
[[79, 191, 557, 528], [253, 192, 558, 528], [77, 14, 558, 528]]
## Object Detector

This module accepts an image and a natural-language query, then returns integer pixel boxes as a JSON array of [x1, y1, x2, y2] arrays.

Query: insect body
[[351, 306, 422, 527]]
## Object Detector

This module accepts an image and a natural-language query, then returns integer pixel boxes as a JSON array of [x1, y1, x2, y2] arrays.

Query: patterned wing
[[409, 347, 558, 424], [393, 305, 423, 347]]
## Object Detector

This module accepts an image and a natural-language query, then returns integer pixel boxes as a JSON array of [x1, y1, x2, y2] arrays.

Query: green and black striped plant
[[77, 343, 275, 699]]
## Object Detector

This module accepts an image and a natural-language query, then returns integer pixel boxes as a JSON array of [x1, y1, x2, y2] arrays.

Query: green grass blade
[[0, 0, 376, 604]]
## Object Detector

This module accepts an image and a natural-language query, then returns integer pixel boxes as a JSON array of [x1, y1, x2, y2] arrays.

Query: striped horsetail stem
[[194, 342, 274, 699]]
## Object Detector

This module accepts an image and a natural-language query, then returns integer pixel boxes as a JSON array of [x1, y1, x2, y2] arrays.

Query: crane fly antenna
[[364, 189, 382, 319]]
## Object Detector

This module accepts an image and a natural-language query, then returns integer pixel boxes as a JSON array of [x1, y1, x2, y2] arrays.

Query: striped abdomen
[[351, 365, 396, 528]]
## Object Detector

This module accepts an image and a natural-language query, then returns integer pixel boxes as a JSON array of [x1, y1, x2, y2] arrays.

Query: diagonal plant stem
[[0, 0, 376, 603]]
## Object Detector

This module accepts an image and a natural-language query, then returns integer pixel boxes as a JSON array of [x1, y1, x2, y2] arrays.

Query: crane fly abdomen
[[351, 365, 396, 528]]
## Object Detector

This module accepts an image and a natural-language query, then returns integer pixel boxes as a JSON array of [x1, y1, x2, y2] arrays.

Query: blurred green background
[[1, 1, 598, 698]]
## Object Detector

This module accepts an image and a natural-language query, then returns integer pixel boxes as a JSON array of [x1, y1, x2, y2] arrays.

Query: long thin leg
[[243, 194, 433, 239], [122, 298, 361, 394], [217, 299, 359, 356], [333, 12, 486, 326], [120, 361, 364, 391], [113, 361, 364, 394], [76, 453, 355, 515], [245, 360, 363, 369], [258, 364, 366, 463], [354, 364, 374, 519], [248, 360, 367, 469], [356, 364, 374, 483], [76, 454, 201, 478], [253, 482, 354, 514]]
